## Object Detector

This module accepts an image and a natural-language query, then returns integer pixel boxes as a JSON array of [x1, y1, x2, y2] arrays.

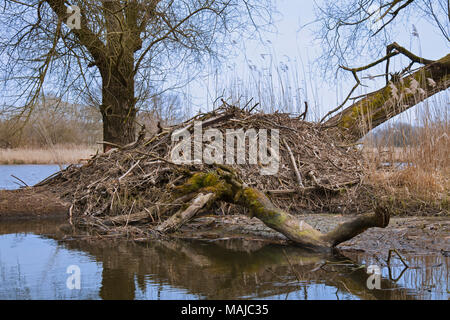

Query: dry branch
[[155, 192, 215, 233]]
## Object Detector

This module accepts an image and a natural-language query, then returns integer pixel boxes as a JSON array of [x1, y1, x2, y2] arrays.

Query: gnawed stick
[[118, 160, 141, 182], [264, 179, 360, 195], [282, 139, 304, 187], [155, 192, 215, 233], [104, 208, 156, 226]]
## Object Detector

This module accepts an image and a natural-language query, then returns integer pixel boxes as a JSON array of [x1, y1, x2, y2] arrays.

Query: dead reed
[[0, 145, 99, 165]]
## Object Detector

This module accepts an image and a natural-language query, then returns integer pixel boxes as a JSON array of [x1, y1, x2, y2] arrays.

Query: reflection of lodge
[[0, 220, 445, 300], [61, 236, 422, 300]]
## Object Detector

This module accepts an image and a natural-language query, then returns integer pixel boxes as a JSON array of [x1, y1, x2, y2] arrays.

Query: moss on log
[[161, 168, 391, 251]]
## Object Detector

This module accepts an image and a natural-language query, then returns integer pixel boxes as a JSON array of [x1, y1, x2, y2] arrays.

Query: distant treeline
[[365, 121, 447, 147], [0, 96, 102, 148], [0, 94, 187, 148]]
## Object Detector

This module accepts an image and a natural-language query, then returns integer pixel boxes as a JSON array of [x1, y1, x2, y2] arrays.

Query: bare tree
[[0, 0, 274, 149], [315, 0, 448, 71], [314, 0, 449, 140]]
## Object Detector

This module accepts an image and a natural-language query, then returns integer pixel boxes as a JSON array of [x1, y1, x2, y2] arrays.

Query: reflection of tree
[[58, 236, 418, 300], [100, 268, 135, 300], [2, 220, 445, 300]]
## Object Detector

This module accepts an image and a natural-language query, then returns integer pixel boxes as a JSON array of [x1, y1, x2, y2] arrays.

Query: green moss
[[241, 188, 265, 216], [293, 228, 322, 242], [177, 171, 234, 199], [241, 188, 288, 226], [178, 172, 219, 194], [340, 85, 393, 130]]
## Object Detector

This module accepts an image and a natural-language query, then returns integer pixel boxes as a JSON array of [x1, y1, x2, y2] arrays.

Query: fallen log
[[155, 192, 215, 233], [159, 167, 390, 251], [239, 186, 389, 250]]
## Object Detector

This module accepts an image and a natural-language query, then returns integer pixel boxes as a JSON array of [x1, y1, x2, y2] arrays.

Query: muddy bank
[[0, 187, 69, 220], [171, 214, 450, 255]]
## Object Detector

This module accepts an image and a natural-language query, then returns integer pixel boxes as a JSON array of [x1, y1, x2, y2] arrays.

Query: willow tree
[[0, 0, 273, 148], [315, 0, 449, 141]]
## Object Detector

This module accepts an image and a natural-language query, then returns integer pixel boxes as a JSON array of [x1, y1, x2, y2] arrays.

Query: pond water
[[0, 164, 63, 190], [0, 219, 448, 300], [0, 165, 448, 300]]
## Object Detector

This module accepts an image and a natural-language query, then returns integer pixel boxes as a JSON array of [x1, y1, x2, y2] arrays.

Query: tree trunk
[[325, 54, 450, 142], [101, 77, 136, 150], [98, 0, 141, 151]]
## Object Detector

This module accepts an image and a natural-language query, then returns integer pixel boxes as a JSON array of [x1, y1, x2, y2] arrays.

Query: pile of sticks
[[40, 104, 380, 247]]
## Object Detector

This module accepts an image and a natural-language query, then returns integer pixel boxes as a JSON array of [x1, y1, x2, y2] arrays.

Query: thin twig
[[10, 174, 29, 187], [118, 160, 141, 182]]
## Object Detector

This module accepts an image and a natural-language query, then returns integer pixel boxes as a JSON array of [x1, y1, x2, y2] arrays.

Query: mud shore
[[0, 187, 69, 219], [174, 214, 450, 255]]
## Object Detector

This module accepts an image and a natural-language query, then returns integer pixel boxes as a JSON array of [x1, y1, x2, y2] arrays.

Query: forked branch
[[320, 43, 435, 124]]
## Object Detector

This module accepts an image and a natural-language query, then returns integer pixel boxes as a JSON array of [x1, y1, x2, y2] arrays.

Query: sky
[[188, 0, 449, 125]]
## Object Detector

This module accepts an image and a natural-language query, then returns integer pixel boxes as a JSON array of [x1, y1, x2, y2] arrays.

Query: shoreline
[[0, 188, 69, 219], [0, 146, 99, 165]]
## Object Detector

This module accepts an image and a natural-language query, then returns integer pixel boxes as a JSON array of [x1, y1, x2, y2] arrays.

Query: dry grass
[[0, 144, 99, 165], [363, 108, 449, 215]]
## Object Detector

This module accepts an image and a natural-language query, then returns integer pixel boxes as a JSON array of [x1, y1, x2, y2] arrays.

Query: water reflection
[[0, 220, 448, 300]]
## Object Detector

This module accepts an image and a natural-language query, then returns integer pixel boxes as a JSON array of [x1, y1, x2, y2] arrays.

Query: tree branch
[[324, 53, 450, 141], [45, 0, 108, 69]]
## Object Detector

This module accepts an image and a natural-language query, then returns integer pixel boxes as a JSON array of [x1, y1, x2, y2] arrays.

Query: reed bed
[[363, 101, 449, 215], [0, 145, 99, 165]]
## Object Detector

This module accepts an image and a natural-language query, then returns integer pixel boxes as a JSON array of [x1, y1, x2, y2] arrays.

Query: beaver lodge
[[3, 103, 391, 252]]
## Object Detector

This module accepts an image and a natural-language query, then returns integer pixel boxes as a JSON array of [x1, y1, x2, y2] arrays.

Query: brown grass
[[363, 109, 449, 215], [0, 144, 99, 165]]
